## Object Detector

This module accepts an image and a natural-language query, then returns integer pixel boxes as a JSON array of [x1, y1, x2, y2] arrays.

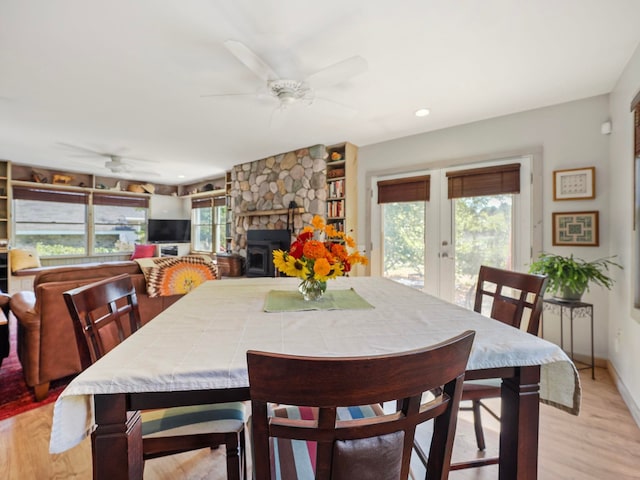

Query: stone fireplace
[[228, 144, 328, 260]]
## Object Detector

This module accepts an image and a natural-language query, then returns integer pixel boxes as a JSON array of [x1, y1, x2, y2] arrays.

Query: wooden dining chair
[[63, 273, 246, 480], [247, 330, 475, 480], [424, 265, 547, 471]]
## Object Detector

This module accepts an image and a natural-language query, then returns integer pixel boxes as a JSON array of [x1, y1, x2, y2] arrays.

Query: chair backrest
[[63, 273, 142, 369], [473, 265, 548, 335], [247, 330, 475, 480]]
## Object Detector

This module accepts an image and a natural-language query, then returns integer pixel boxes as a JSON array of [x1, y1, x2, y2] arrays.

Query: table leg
[[93, 394, 143, 480], [570, 308, 575, 361], [499, 365, 540, 480], [590, 305, 595, 380], [559, 306, 564, 351]]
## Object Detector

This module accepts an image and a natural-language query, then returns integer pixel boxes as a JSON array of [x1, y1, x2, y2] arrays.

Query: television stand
[[160, 245, 178, 257], [156, 243, 191, 257]]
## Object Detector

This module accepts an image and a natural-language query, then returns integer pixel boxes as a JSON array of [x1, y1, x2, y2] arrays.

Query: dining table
[[49, 276, 581, 480]]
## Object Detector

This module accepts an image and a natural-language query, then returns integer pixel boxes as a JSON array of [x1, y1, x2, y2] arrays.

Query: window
[[93, 193, 148, 253], [447, 164, 519, 306], [192, 196, 226, 253], [373, 158, 531, 306], [13, 186, 149, 257], [377, 175, 430, 289], [13, 187, 89, 256]]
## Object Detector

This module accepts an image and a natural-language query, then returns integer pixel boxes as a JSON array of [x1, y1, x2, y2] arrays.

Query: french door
[[371, 157, 533, 306]]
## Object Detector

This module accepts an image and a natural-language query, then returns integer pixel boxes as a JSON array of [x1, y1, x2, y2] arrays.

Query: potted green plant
[[528, 253, 622, 301]]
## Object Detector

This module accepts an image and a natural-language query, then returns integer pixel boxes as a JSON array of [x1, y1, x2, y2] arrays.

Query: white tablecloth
[[50, 276, 581, 453]]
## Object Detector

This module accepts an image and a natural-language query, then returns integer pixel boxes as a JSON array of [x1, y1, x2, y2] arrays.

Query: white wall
[[358, 95, 614, 371], [608, 42, 640, 424], [149, 194, 190, 219]]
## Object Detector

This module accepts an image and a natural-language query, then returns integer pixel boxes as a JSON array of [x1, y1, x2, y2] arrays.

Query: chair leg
[[225, 432, 242, 480], [240, 428, 246, 480], [472, 400, 486, 451]]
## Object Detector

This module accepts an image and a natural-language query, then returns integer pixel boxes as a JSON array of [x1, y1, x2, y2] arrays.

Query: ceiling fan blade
[[120, 154, 154, 163], [313, 96, 358, 118], [224, 40, 280, 82], [129, 170, 161, 177], [57, 142, 104, 156], [200, 92, 259, 98], [58, 142, 147, 161], [305, 56, 368, 89]]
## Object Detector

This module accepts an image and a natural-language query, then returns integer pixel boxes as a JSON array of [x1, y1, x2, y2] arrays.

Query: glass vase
[[298, 279, 327, 301]]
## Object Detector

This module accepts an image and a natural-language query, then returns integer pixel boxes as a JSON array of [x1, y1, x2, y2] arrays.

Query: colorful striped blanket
[[135, 255, 218, 297]]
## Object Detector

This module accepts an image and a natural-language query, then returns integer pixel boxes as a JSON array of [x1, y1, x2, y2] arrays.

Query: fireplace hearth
[[246, 229, 291, 277]]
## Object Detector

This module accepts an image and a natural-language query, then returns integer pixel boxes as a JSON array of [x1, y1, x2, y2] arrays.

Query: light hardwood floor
[[1, 367, 639, 479]]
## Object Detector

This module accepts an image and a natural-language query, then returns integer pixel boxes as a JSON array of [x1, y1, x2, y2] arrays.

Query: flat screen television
[[147, 219, 191, 243]]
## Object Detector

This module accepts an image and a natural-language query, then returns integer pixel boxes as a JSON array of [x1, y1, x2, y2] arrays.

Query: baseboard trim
[[607, 360, 640, 429], [571, 352, 607, 368]]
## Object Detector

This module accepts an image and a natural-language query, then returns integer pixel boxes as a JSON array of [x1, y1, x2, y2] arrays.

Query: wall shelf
[[237, 207, 305, 218], [179, 188, 227, 199]]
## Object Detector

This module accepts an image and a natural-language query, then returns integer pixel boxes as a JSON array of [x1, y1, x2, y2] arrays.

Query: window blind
[[192, 196, 226, 208], [12, 186, 89, 204], [93, 192, 149, 208], [377, 175, 430, 204], [446, 163, 520, 199]]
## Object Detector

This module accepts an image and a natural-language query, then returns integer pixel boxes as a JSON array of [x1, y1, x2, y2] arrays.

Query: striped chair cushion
[[269, 404, 399, 480], [141, 401, 246, 438]]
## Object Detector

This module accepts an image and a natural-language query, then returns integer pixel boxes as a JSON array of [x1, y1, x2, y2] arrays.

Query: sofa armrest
[[10, 291, 37, 327], [0, 293, 10, 308]]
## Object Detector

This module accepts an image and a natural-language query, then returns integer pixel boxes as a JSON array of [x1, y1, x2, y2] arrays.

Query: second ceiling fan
[[57, 142, 159, 177]]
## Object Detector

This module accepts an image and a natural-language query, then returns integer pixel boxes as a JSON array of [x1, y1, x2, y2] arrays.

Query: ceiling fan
[[57, 142, 160, 177], [203, 40, 367, 117]]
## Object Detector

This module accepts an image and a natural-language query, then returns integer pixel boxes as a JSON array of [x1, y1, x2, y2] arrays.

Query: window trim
[[630, 99, 640, 309]]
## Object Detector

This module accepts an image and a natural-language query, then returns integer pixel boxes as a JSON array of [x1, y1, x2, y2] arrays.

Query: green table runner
[[264, 288, 374, 312]]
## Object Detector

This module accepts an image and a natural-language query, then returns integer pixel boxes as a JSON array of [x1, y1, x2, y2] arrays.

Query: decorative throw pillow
[[10, 248, 41, 272], [130, 244, 157, 260], [145, 256, 219, 297]]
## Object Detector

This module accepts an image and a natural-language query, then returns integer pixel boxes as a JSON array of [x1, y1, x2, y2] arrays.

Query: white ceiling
[[1, 0, 640, 185]]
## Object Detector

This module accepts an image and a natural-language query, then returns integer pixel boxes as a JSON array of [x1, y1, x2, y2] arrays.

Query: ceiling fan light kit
[[268, 79, 313, 106], [105, 157, 129, 173]]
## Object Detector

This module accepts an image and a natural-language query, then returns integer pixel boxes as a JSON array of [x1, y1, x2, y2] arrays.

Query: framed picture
[[553, 167, 595, 200], [552, 211, 599, 246]]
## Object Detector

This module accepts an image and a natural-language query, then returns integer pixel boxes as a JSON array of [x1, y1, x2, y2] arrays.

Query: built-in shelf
[[11, 180, 152, 198], [0, 161, 8, 290], [179, 188, 227, 199], [326, 142, 357, 235]]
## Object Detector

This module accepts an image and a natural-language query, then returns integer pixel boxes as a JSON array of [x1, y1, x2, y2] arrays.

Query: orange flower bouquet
[[272, 215, 368, 300]]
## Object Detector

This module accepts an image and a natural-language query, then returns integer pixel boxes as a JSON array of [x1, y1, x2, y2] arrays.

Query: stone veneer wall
[[229, 144, 328, 257]]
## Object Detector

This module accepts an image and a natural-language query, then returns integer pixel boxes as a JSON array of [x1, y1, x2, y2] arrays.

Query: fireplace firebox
[[246, 229, 292, 277]]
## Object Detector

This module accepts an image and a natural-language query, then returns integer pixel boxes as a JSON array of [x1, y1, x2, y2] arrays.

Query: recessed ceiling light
[[415, 108, 430, 117], [177, 174, 185, 179]]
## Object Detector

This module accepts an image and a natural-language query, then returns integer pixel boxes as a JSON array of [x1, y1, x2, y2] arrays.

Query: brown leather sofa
[[10, 261, 183, 400]]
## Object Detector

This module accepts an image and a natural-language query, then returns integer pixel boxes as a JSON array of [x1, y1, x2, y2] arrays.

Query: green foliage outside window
[[383, 195, 513, 300], [383, 202, 425, 277], [454, 195, 512, 280]]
